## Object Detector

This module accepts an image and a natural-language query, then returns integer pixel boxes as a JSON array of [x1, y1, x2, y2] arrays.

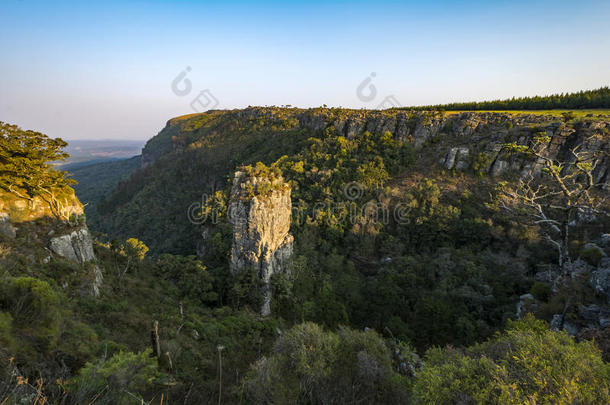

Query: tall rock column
[[228, 170, 293, 316]]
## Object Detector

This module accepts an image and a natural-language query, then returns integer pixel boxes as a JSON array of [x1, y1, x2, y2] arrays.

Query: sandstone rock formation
[[0, 190, 102, 297], [228, 170, 293, 316], [435, 117, 609, 183]]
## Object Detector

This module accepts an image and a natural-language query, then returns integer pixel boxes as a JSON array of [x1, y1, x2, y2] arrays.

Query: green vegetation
[[0, 121, 76, 220], [1, 102, 609, 404], [67, 156, 141, 229], [414, 315, 610, 404], [243, 322, 413, 404], [406, 86, 610, 111], [67, 350, 159, 404], [243, 316, 610, 404]]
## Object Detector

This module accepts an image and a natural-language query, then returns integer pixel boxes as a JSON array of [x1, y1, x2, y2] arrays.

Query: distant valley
[[58, 139, 145, 166]]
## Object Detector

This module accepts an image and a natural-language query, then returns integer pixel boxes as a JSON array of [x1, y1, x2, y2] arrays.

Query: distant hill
[[67, 156, 141, 229], [404, 86, 610, 111], [58, 139, 145, 166]]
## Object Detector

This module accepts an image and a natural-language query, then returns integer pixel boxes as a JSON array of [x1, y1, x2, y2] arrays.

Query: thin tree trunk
[[151, 321, 161, 360]]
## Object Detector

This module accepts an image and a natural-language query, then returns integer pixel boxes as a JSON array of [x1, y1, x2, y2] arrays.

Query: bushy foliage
[[0, 122, 76, 219], [530, 281, 552, 302], [154, 254, 217, 305], [414, 315, 610, 404], [243, 322, 412, 404], [67, 350, 159, 404], [0, 277, 62, 355]]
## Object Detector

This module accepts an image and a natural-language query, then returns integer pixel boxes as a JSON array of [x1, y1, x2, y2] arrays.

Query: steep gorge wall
[[141, 108, 609, 189], [114, 108, 609, 263]]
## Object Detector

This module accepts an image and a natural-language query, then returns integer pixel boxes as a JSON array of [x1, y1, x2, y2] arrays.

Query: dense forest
[[405, 86, 610, 111], [1, 104, 610, 404]]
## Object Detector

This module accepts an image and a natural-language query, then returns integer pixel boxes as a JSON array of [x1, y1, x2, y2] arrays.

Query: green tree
[[154, 254, 217, 305], [67, 350, 159, 405], [0, 277, 62, 355], [414, 315, 610, 404], [242, 322, 412, 404], [0, 121, 75, 219]]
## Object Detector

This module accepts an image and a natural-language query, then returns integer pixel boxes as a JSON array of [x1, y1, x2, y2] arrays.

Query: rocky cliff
[[437, 115, 609, 186], [228, 170, 293, 316], [139, 108, 609, 191], [0, 190, 102, 296]]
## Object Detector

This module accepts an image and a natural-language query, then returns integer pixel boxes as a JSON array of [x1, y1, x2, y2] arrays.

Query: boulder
[[516, 293, 536, 318], [550, 314, 563, 331], [490, 158, 509, 177], [578, 304, 601, 322], [49, 226, 102, 297], [441, 147, 470, 170], [550, 314, 580, 335], [589, 258, 610, 303], [563, 320, 580, 336], [0, 213, 16, 238], [49, 227, 96, 263]]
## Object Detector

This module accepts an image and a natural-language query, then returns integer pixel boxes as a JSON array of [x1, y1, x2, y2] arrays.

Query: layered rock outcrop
[[0, 190, 102, 297], [140, 107, 609, 186], [436, 117, 609, 185], [49, 227, 96, 263], [228, 170, 293, 316], [49, 226, 103, 296]]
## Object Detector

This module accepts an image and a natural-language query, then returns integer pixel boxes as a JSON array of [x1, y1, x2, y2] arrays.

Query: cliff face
[[106, 107, 609, 257], [140, 109, 609, 191], [228, 171, 293, 316], [0, 190, 102, 296], [436, 115, 609, 186]]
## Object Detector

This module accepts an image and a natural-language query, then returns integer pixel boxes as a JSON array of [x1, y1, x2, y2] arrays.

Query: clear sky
[[1, 0, 609, 140]]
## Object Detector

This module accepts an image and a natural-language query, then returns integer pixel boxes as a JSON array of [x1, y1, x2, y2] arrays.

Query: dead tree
[[499, 132, 608, 274]]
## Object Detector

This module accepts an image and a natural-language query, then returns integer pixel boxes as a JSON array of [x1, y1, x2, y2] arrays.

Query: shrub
[[530, 281, 552, 302], [0, 312, 15, 353], [414, 315, 610, 404], [580, 245, 603, 266], [242, 323, 412, 404], [67, 350, 159, 405], [0, 277, 62, 353], [154, 254, 217, 305]]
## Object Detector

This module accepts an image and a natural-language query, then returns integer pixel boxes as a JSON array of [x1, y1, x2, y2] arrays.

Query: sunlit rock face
[[0, 190, 102, 297], [228, 171, 293, 316]]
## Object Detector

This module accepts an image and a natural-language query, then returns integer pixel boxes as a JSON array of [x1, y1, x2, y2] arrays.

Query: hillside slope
[[92, 107, 610, 347], [67, 155, 141, 230], [3, 111, 609, 404], [98, 107, 609, 254]]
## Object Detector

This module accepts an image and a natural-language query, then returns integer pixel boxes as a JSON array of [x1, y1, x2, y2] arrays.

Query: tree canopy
[[405, 87, 610, 111], [0, 121, 75, 219], [0, 121, 73, 200]]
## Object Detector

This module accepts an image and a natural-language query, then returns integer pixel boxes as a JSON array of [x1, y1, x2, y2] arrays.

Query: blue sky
[[1, 0, 609, 140]]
